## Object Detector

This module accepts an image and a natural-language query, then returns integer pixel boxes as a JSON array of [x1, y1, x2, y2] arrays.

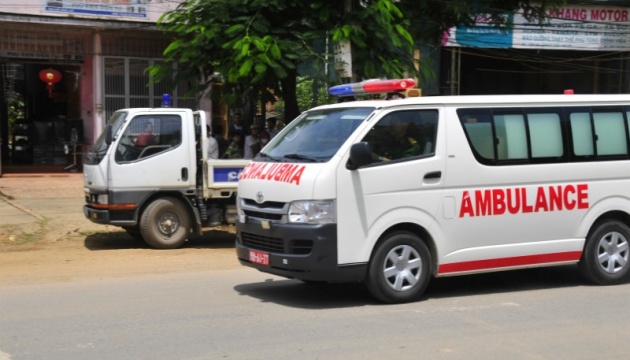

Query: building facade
[[0, 0, 195, 174], [1, 1, 628, 174], [439, 1, 630, 96]]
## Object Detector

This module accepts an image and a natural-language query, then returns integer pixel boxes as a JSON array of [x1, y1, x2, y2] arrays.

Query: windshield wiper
[[283, 153, 320, 162], [256, 152, 282, 162]]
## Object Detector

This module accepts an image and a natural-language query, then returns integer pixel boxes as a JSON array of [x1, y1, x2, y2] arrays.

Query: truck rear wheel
[[140, 197, 191, 249], [365, 231, 431, 303], [579, 220, 630, 285]]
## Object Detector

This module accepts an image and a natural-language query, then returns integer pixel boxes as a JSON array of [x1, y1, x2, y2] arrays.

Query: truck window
[[363, 110, 438, 162], [115, 115, 182, 162]]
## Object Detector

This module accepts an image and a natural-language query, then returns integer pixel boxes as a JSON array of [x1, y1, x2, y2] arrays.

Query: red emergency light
[[328, 78, 416, 97]]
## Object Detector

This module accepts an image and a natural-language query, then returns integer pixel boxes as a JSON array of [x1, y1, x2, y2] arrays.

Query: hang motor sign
[[444, 4, 630, 51], [551, 7, 628, 22]]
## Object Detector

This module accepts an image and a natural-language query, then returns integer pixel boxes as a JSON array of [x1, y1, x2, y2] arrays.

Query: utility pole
[[334, 0, 354, 83]]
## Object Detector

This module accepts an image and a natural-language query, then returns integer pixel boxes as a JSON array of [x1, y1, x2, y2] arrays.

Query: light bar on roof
[[328, 78, 416, 97]]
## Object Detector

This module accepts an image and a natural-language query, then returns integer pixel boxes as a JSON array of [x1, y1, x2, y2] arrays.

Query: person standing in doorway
[[228, 113, 244, 153], [206, 126, 219, 159], [266, 117, 279, 139], [222, 133, 242, 159], [243, 124, 261, 159]]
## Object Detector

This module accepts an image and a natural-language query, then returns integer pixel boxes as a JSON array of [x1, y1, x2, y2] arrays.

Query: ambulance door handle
[[424, 171, 441, 180]]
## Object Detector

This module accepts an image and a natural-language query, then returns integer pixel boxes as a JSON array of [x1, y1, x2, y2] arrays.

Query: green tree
[[7, 92, 25, 136], [152, 0, 561, 123]]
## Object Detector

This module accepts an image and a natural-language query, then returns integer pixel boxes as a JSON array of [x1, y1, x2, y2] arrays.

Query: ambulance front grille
[[240, 198, 287, 221], [243, 210, 283, 221], [242, 233, 313, 255]]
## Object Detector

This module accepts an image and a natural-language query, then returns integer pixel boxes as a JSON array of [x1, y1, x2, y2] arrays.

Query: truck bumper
[[235, 221, 366, 283], [83, 205, 136, 226], [83, 206, 110, 224]]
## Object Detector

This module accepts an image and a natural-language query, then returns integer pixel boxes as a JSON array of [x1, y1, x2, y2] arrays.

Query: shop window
[[103, 57, 195, 121]]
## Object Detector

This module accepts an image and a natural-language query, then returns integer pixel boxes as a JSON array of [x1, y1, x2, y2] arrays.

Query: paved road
[[2, 175, 629, 359], [1, 265, 629, 360]]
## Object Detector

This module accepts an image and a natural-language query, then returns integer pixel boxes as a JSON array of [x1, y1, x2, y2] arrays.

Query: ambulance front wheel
[[140, 197, 191, 249], [579, 219, 630, 285], [365, 231, 432, 304]]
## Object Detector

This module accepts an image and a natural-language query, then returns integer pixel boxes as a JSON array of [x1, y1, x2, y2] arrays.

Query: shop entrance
[[1, 62, 83, 174], [440, 48, 630, 96]]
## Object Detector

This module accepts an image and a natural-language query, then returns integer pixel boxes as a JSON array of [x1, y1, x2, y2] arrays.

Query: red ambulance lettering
[[240, 162, 306, 185], [459, 184, 588, 217]]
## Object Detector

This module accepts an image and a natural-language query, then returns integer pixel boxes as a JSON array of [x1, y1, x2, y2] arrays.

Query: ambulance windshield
[[257, 107, 375, 163]]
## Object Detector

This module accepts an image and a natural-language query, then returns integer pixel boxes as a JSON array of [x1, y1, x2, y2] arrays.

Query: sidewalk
[[0, 173, 84, 226]]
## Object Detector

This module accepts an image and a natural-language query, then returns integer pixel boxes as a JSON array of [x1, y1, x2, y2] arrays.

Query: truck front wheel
[[140, 197, 191, 249]]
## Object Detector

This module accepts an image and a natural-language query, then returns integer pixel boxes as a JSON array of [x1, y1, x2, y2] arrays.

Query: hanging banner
[[443, 4, 630, 51], [43, 0, 149, 19]]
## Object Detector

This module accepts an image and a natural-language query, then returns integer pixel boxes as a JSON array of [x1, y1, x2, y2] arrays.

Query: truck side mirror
[[105, 124, 113, 146], [346, 142, 374, 170]]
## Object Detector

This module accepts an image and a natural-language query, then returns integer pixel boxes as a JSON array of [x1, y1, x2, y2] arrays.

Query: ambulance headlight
[[288, 200, 335, 224]]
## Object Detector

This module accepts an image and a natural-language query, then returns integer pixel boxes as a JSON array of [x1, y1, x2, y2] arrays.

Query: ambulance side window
[[115, 115, 182, 163], [362, 109, 438, 162]]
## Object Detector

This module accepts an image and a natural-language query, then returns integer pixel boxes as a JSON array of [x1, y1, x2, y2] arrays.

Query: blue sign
[[453, 13, 514, 48], [44, 1, 148, 19], [213, 168, 243, 182]]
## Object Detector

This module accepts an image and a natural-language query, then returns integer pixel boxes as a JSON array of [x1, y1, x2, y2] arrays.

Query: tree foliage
[[152, 0, 561, 122]]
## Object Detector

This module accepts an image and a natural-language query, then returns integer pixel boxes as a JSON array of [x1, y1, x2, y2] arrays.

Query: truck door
[[336, 108, 445, 265], [109, 112, 194, 191]]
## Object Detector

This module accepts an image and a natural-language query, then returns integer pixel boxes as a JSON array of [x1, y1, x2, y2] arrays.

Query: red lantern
[[39, 68, 63, 98]]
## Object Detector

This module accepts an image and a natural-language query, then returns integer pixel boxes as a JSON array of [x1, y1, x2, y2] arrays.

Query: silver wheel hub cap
[[383, 245, 422, 292], [597, 231, 629, 274]]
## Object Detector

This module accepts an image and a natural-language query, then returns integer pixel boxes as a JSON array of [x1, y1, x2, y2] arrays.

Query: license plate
[[249, 250, 270, 266]]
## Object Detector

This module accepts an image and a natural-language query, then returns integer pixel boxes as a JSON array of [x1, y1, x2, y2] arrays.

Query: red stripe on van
[[438, 251, 583, 274]]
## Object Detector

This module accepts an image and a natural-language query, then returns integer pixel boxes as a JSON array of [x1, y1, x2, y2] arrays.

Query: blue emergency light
[[161, 93, 172, 107], [328, 78, 416, 97]]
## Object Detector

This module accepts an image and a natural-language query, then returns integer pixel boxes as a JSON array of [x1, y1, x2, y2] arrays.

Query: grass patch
[[78, 229, 100, 237], [0, 217, 50, 245]]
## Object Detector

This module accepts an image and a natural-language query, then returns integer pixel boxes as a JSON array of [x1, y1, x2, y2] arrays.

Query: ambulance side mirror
[[347, 142, 374, 170]]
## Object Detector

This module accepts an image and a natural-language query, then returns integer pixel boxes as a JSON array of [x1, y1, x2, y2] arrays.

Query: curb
[[0, 195, 45, 221]]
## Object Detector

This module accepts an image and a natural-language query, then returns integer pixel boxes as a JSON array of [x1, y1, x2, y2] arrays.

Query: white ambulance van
[[235, 80, 630, 303]]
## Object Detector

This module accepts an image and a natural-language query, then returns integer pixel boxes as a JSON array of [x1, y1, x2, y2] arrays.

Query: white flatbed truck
[[83, 106, 248, 248]]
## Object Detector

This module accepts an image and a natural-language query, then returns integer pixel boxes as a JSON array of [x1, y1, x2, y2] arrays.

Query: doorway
[[1, 62, 83, 173]]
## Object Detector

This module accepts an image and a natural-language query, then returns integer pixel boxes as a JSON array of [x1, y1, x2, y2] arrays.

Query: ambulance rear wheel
[[140, 197, 190, 249], [579, 220, 630, 285], [365, 231, 431, 304]]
